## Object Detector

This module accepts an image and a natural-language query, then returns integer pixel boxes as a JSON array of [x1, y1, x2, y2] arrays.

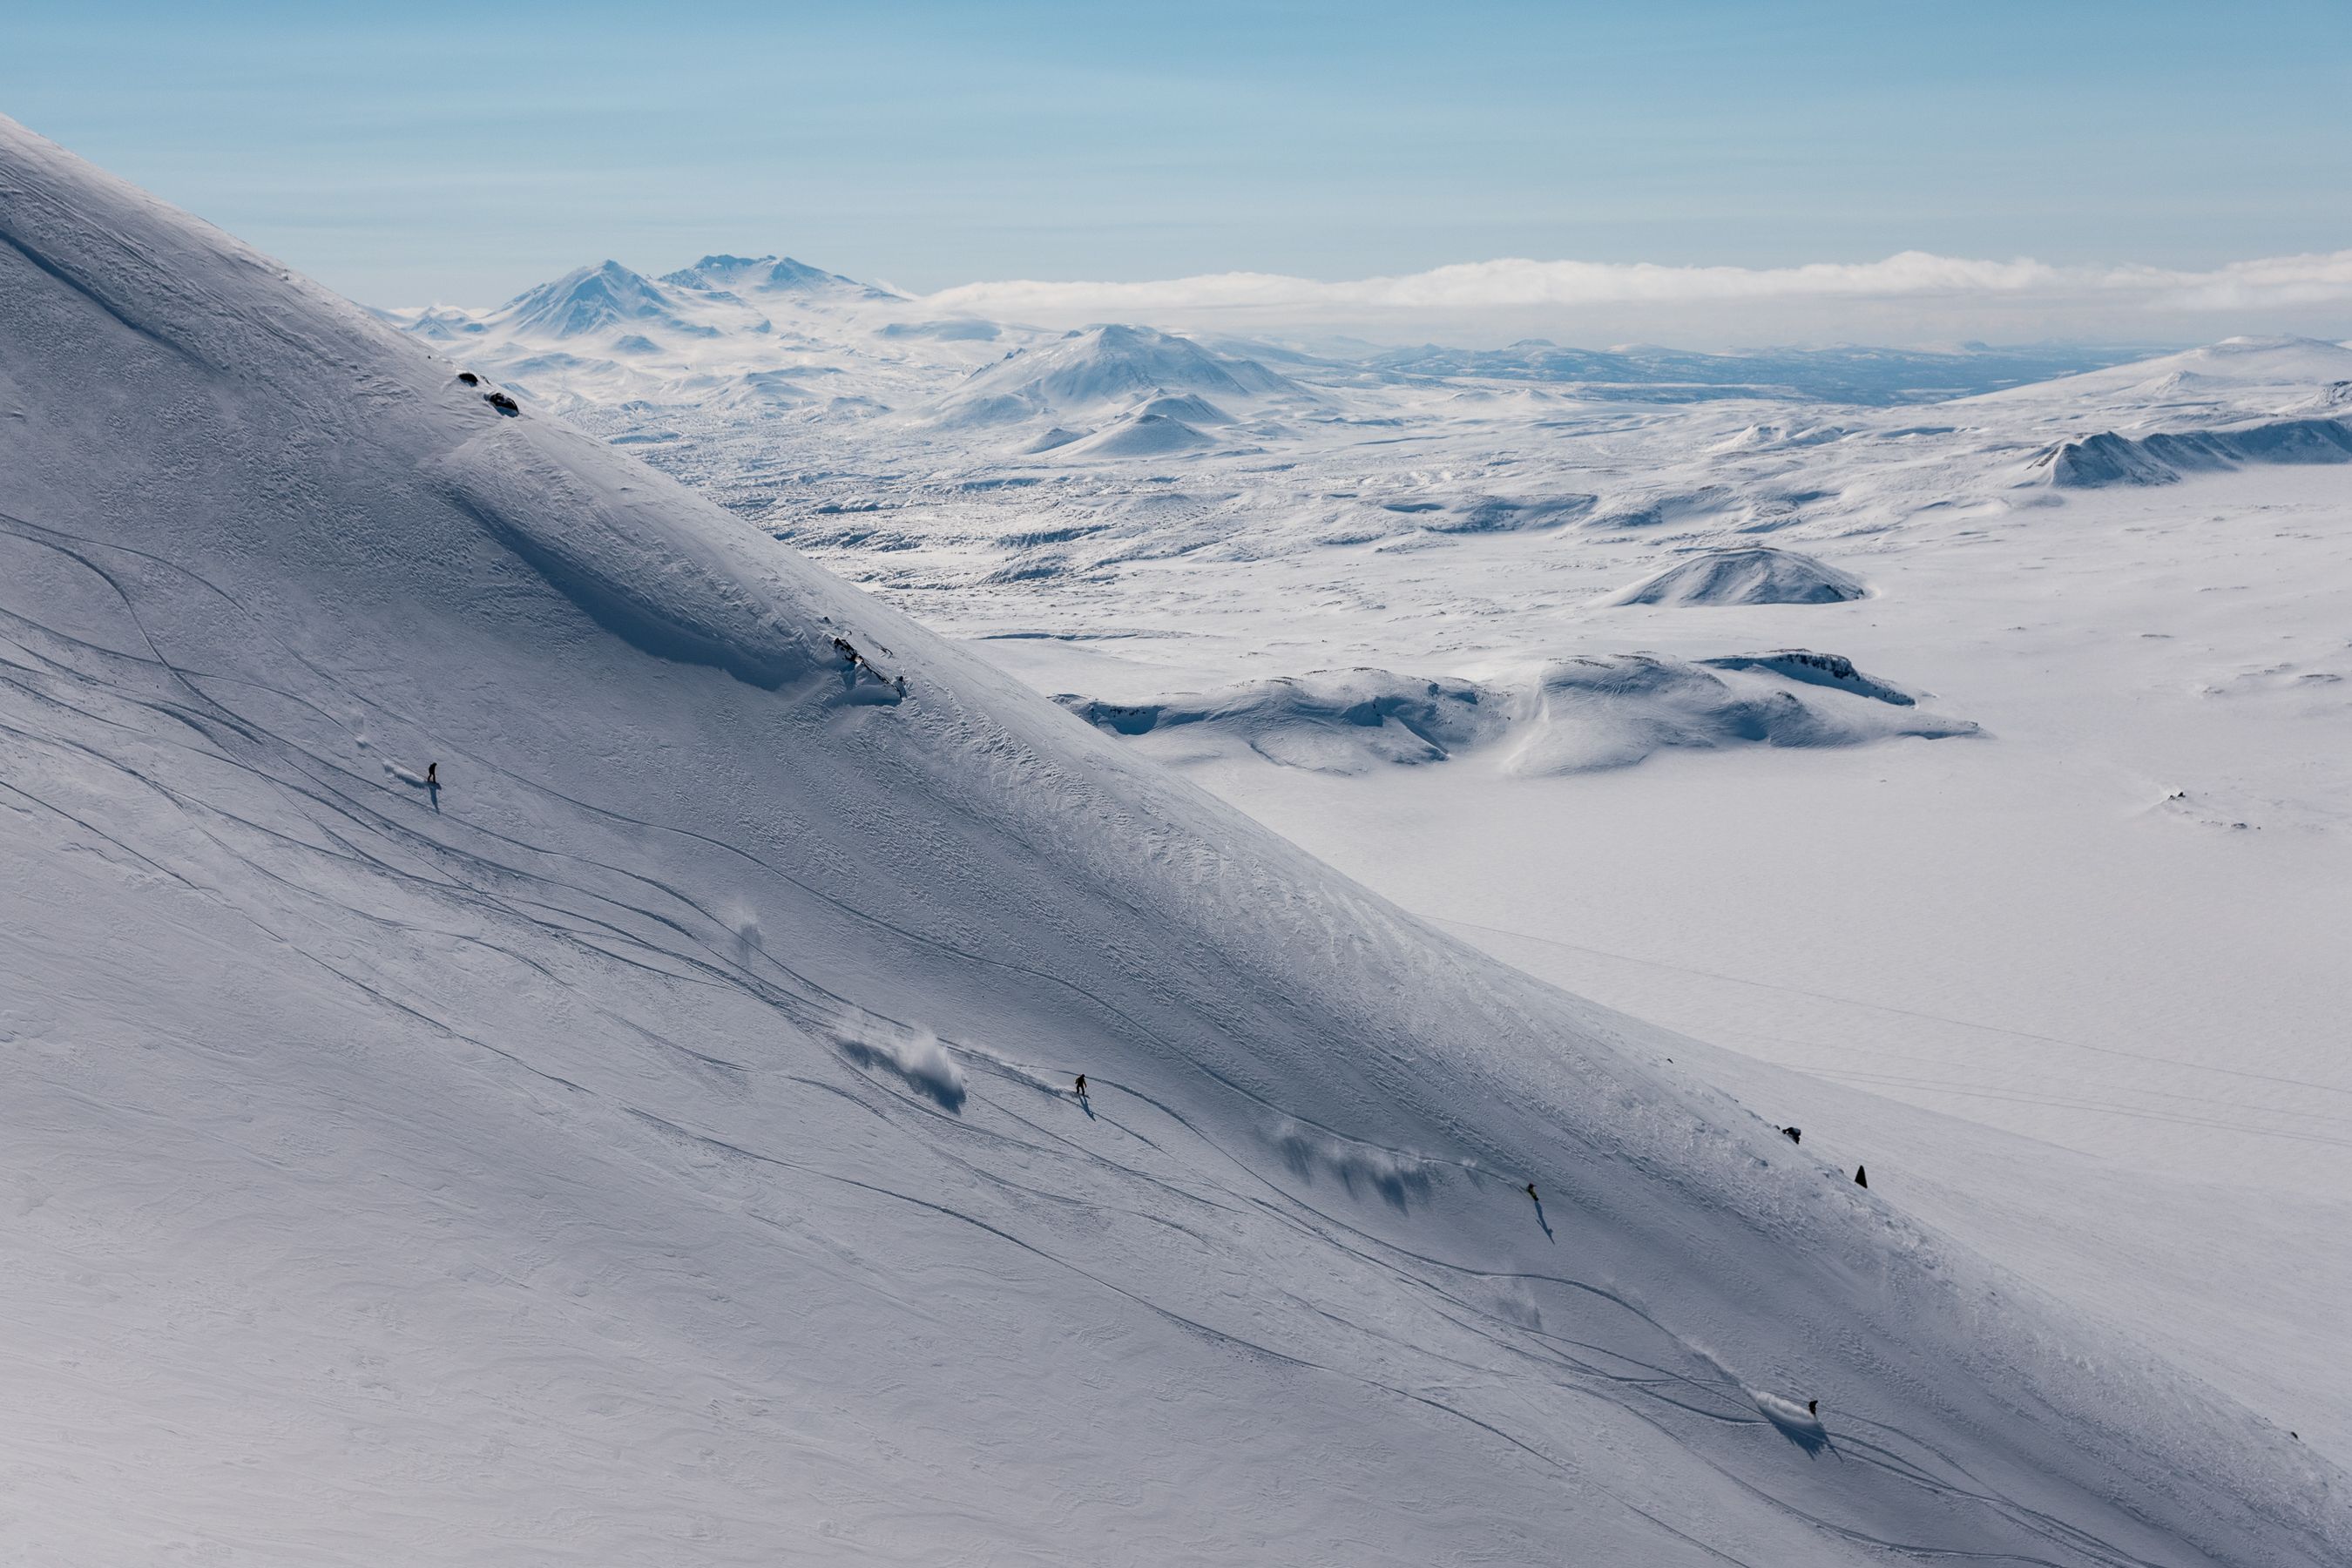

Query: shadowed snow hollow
[[0, 116, 2342, 1566]]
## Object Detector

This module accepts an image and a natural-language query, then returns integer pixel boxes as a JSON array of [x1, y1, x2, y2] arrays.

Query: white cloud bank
[[918, 249, 2352, 343]]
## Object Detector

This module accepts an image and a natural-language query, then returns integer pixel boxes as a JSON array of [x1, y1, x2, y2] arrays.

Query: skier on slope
[[1072, 1073, 1088, 1101]]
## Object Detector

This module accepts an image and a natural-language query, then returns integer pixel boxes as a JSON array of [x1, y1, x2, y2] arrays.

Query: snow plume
[[837, 1019, 967, 1111], [1272, 1119, 1436, 1212], [1748, 1389, 1830, 1455], [1750, 1389, 1823, 1428], [722, 902, 764, 963]]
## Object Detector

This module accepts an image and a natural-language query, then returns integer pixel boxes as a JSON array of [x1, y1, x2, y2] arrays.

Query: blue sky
[[6, 0, 2349, 320]]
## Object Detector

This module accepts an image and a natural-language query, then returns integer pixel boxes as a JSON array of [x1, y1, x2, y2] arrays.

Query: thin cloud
[[920, 249, 2352, 323]]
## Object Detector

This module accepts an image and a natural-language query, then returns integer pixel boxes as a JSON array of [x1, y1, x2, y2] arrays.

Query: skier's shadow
[[1531, 1196, 1554, 1243], [1072, 1092, 1095, 1121], [1763, 1409, 1836, 1459], [426, 781, 441, 814]]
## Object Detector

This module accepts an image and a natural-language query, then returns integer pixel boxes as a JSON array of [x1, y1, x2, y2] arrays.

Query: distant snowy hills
[[500, 258, 720, 337], [660, 251, 899, 299], [501, 253, 897, 339], [9, 112, 2349, 1565], [1600, 546, 1868, 606], [1980, 334, 2352, 408], [960, 321, 1300, 407], [2035, 415, 2352, 487], [383, 253, 1034, 418], [384, 260, 2352, 552], [483, 253, 872, 342], [929, 322, 1307, 436], [382, 257, 2175, 436], [1366, 337, 2166, 403]]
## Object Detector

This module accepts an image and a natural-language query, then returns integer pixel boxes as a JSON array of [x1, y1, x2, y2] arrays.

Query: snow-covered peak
[[494, 258, 688, 337], [660, 252, 897, 300], [933, 321, 1301, 426]]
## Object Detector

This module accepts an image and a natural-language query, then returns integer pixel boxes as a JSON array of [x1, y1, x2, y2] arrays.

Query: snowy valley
[[2, 108, 2349, 1568], [389, 241, 2352, 1495]]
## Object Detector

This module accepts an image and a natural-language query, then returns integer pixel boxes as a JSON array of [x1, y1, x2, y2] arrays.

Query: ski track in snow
[[0, 480, 2311, 1562], [421, 244, 2352, 1469], [0, 504, 2074, 1564], [0, 495, 2102, 1565], [2, 116, 2346, 1565]]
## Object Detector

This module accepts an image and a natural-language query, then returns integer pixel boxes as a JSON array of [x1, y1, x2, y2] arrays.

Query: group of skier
[[422, 744, 1851, 1437], [1052, 1073, 1850, 1426]]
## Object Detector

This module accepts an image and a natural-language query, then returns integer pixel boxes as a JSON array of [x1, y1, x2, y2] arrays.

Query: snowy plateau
[[2, 112, 2349, 1565]]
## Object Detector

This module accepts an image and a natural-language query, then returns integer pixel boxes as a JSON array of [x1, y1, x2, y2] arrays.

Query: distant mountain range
[[384, 257, 2176, 419]]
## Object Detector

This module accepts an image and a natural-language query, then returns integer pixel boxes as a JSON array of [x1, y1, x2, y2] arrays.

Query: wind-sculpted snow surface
[[428, 427, 857, 691], [1508, 653, 1974, 774], [1, 118, 2344, 1565], [1059, 654, 1970, 775], [1057, 670, 1504, 774]]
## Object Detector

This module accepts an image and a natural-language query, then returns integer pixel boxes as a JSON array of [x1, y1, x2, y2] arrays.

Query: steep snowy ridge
[[2032, 416, 2352, 487], [497, 260, 713, 338], [1, 117, 2344, 1565]]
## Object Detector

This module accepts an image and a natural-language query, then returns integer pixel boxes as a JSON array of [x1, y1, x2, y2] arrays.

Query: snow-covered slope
[[3, 118, 2344, 1565], [1053, 409, 1220, 458], [1977, 335, 2352, 412], [1600, 545, 1868, 605]]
